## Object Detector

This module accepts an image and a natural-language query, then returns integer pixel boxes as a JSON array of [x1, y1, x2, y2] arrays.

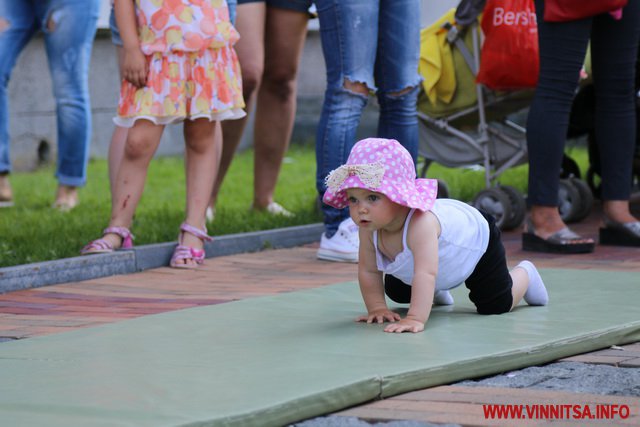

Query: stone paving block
[[620, 358, 640, 368], [559, 354, 632, 365], [594, 348, 640, 357], [337, 386, 639, 427]]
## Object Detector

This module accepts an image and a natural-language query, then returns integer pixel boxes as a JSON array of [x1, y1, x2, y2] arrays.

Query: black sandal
[[522, 218, 595, 254], [599, 218, 640, 247]]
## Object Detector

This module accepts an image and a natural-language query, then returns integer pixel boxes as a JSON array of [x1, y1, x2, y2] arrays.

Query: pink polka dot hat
[[322, 138, 439, 211]]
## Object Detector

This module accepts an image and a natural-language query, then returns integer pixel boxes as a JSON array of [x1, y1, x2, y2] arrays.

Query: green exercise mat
[[0, 269, 639, 426]]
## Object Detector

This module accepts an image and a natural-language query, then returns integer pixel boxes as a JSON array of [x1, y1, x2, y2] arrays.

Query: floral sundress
[[115, 0, 245, 127]]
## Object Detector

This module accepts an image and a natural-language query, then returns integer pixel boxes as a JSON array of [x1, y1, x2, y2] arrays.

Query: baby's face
[[346, 188, 403, 230]]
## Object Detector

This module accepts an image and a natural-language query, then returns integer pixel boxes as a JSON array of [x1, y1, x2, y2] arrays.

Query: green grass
[[0, 144, 589, 268], [0, 145, 321, 268]]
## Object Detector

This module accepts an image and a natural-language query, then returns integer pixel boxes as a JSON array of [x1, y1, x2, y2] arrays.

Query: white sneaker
[[317, 217, 359, 263]]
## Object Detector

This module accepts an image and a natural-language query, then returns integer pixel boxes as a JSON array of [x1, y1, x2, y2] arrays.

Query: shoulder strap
[[402, 209, 416, 248]]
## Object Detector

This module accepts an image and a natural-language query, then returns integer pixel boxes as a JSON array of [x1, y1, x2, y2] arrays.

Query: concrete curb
[[0, 223, 325, 294]]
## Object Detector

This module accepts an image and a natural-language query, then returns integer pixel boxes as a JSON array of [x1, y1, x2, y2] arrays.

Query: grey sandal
[[522, 218, 595, 254]]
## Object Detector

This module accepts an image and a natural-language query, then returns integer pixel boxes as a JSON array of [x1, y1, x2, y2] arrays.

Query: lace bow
[[325, 162, 385, 192]]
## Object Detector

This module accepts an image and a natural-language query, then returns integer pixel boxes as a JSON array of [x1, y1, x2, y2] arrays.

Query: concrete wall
[[6, 0, 457, 171]]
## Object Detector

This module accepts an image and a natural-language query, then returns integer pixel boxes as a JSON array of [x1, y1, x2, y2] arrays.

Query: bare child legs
[[108, 125, 127, 199], [84, 119, 221, 268], [105, 120, 165, 247], [108, 45, 127, 199], [181, 119, 219, 262]]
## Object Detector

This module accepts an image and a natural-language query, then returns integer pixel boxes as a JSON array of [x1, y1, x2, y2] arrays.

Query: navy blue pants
[[527, 0, 640, 205]]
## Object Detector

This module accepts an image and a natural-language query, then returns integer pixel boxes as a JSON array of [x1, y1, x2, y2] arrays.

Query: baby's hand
[[384, 318, 425, 333], [122, 46, 148, 88], [356, 309, 400, 324]]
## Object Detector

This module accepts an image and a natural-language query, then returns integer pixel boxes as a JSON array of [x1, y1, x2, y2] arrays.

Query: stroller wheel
[[498, 185, 527, 230], [560, 154, 582, 179], [558, 179, 582, 223], [568, 177, 593, 223], [472, 188, 513, 231], [586, 166, 602, 200]]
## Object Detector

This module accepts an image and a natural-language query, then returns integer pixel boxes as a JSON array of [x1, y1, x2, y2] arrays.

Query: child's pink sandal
[[170, 222, 213, 269], [80, 227, 134, 255]]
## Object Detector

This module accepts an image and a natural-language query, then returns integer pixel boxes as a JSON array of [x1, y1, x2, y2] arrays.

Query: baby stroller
[[417, 0, 532, 230], [417, 0, 594, 230]]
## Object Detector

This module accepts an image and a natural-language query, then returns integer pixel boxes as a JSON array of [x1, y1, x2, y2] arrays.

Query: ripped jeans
[[0, 0, 100, 186], [314, 0, 422, 236]]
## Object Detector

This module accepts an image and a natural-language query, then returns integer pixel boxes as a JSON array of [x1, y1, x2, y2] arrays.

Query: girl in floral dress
[[81, 0, 245, 269]]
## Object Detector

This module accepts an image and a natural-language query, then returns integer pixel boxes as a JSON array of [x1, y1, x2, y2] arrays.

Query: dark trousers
[[527, 0, 640, 205]]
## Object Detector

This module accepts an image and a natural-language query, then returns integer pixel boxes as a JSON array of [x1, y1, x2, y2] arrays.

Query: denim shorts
[[238, 0, 313, 13]]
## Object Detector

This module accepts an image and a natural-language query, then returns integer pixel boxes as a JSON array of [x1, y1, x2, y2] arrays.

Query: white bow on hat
[[325, 161, 385, 193]]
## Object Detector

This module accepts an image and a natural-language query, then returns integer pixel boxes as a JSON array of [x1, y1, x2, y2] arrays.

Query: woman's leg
[[180, 119, 220, 266], [252, 5, 308, 210], [100, 120, 165, 248], [591, 1, 640, 224], [374, 0, 421, 162], [39, 0, 100, 207], [526, 0, 593, 239], [315, 0, 379, 237], [0, 1, 37, 204], [210, 2, 266, 212]]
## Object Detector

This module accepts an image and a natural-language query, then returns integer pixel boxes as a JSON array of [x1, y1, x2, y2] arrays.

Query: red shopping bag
[[476, 0, 539, 90], [544, 0, 628, 22]]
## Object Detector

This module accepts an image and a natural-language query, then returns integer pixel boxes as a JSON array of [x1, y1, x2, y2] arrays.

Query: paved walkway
[[1, 201, 639, 426]]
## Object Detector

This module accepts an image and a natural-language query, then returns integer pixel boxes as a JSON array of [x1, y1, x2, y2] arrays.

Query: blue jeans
[[314, 0, 421, 236], [527, 0, 640, 205], [0, 0, 100, 186]]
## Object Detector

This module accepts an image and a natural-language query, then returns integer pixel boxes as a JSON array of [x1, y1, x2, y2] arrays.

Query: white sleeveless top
[[374, 199, 489, 290]]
